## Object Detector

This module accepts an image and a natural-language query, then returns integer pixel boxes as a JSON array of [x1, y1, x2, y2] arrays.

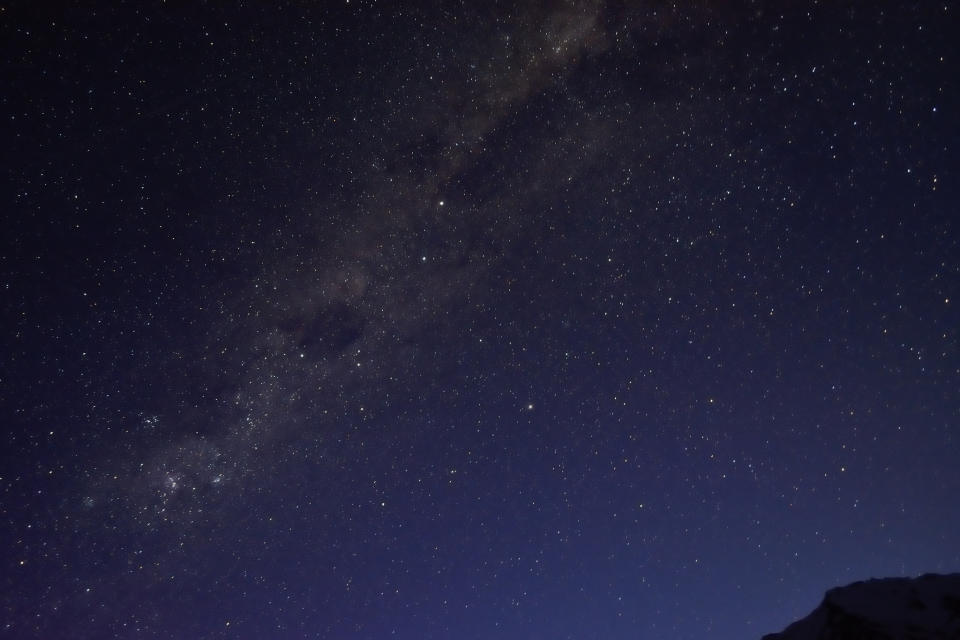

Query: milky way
[[2, 2, 957, 638]]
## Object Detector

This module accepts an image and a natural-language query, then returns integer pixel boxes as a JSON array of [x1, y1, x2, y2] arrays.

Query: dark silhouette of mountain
[[763, 573, 960, 640]]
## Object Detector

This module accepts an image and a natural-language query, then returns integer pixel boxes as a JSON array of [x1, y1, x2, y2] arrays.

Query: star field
[[1, 2, 958, 639]]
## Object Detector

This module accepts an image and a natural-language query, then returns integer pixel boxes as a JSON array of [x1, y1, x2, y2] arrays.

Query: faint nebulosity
[[1, 2, 957, 638]]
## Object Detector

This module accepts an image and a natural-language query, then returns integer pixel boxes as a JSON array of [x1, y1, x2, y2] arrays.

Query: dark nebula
[[286, 303, 366, 360]]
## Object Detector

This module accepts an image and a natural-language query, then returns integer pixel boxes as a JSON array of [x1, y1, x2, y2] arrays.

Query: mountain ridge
[[763, 573, 960, 639]]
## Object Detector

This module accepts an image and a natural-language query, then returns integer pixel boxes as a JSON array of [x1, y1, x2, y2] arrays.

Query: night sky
[[1, 2, 958, 639]]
